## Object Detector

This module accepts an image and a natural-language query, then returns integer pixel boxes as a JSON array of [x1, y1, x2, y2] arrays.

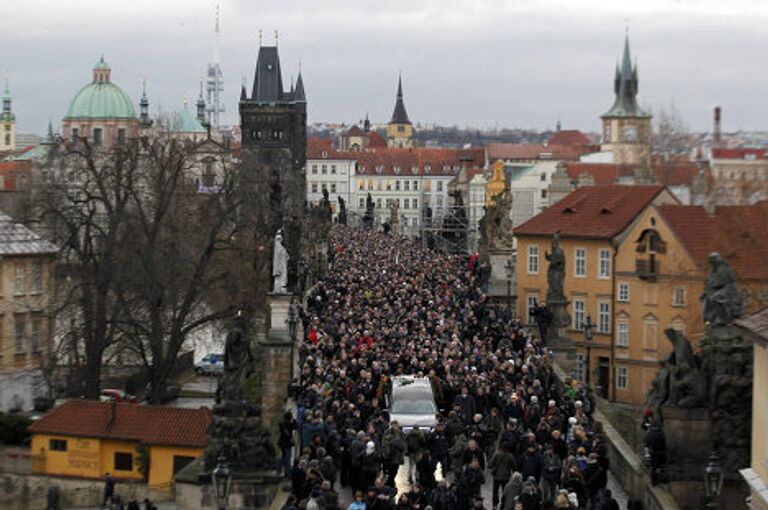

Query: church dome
[[65, 57, 136, 120]]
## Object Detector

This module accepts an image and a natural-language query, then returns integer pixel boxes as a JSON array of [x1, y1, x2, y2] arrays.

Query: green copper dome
[[65, 58, 136, 120]]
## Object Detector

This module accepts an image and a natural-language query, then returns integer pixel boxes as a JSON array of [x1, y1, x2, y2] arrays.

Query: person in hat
[[582, 453, 607, 509]]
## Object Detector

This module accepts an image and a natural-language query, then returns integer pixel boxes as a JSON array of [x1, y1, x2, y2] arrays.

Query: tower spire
[[206, 4, 225, 128], [390, 73, 410, 125]]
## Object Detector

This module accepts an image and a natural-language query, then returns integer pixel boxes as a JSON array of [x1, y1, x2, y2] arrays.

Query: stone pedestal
[[487, 248, 515, 302], [176, 458, 282, 510], [660, 405, 711, 480], [261, 294, 300, 432]]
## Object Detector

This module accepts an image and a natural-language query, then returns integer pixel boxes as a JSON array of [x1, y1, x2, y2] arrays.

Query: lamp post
[[583, 315, 595, 387], [704, 452, 724, 509], [504, 257, 514, 311], [212, 455, 232, 510]]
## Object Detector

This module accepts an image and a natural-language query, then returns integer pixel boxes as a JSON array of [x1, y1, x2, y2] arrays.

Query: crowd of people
[[282, 228, 620, 510]]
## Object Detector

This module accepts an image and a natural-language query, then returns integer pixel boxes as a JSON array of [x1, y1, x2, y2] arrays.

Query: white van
[[389, 376, 438, 432]]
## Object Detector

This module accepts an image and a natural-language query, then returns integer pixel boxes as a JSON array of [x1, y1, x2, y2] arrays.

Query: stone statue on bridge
[[272, 230, 289, 294], [701, 252, 744, 326]]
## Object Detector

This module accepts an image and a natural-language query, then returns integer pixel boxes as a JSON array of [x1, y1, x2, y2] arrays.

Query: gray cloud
[[1, 0, 766, 135]]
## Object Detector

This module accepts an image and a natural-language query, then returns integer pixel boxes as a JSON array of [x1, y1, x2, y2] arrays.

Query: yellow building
[[386, 76, 414, 148], [613, 202, 768, 404], [0, 213, 58, 373], [28, 400, 211, 491], [736, 307, 768, 510], [514, 185, 677, 399]]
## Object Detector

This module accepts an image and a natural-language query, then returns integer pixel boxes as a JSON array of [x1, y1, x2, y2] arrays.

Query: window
[[117, 129, 126, 146], [114, 452, 134, 471], [526, 295, 539, 325], [436, 197, 443, 208], [575, 354, 585, 382], [50, 439, 67, 452], [15, 316, 24, 353], [330, 184, 336, 194], [412, 217, 418, 226], [29, 261, 43, 293], [397, 125, 404, 133], [321, 165, 327, 174], [527, 245, 539, 274], [404, 181, 410, 191], [573, 299, 585, 330], [616, 366, 628, 389], [331, 165, 337, 175], [540, 172, 547, 182], [14, 264, 24, 294], [359, 198, 365, 209], [574, 248, 586, 277], [598, 301, 611, 334], [272, 129, 283, 140], [71, 127, 79, 138], [436, 181, 444, 192], [321, 183, 327, 191], [403, 199, 410, 209], [312, 165, 318, 175], [598, 249, 611, 279], [173, 455, 196, 475], [541, 189, 548, 199], [643, 317, 658, 350], [311, 183, 318, 193], [386, 180, 392, 191], [413, 180, 419, 191], [413, 198, 418, 209], [617, 282, 630, 303], [30, 317, 41, 352], [672, 287, 686, 307], [617, 321, 629, 347], [93, 128, 103, 146], [395, 180, 401, 191]]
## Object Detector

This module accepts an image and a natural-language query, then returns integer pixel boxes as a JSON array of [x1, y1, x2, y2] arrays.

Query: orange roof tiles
[[29, 400, 212, 448], [548, 130, 591, 146], [711, 148, 767, 160], [486, 143, 596, 162], [657, 202, 768, 281], [514, 185, 668, 239]]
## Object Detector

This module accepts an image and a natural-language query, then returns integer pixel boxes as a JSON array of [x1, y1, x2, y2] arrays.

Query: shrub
[[0, 413, 33, 445]]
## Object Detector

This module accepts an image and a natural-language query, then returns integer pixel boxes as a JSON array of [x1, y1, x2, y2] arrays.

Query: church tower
[[600, 34, 651, 166], [239, 43, 307, 286], [0, 76, 16, 151], [386, 75, 414, 148]]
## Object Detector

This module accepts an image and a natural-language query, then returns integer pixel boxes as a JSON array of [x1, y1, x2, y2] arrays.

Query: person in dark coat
[[488, 444, 516, 509], [453, 387, 476, 425], [517, 445, 544, 483], [582, 454, 607, 510]]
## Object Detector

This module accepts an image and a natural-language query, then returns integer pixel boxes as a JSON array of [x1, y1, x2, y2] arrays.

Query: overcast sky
[[2, 0, 767, 135]]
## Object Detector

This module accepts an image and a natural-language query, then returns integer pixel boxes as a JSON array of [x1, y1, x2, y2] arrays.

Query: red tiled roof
[[486, 143, 596, 162], [548, 130, 591, 146], [0, 161, 32, 191], [345, 125, 365, 137], [367, 132, 387, 148], [29, 400, 212, 448], [657, 202, 768, 281], [514, 185, 669, 239], [566, 163, 624, 186], [711, 148, 767, 160], [564, 160, 701, 188], [653, 160, 701, 187]]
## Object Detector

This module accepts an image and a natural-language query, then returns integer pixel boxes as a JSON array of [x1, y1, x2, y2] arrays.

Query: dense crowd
[[281, 228, 619, 510]]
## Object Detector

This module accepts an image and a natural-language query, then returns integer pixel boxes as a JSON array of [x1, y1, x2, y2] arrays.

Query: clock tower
[[600, 34, 651, 166]]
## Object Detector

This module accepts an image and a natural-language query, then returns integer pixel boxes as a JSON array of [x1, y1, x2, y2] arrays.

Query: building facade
[[306, 140, 355, 219], [28, 400, 211, 490], [62, 58, 139, 149], [514, 186, 678, 399]]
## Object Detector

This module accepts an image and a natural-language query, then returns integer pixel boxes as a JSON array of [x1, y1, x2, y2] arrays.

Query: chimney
[[714, 106, 721, 146]]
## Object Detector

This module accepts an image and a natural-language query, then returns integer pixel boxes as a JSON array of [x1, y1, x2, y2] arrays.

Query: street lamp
[[212, 455, 232, 510], [583, 315, 595, 387], [704, 452, 724, 509]]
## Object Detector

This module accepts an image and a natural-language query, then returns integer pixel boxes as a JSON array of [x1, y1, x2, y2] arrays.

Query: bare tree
[[37, 134, 258, 402]]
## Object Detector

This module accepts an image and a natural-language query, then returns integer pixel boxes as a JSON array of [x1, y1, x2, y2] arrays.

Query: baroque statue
[[545, 233, 566, 302], [337, 196, 347, 225], [701, 252, 744, 326], [272, 230, 289, 293], [645, 328, 706, 410], [481, 190, 514, 251]]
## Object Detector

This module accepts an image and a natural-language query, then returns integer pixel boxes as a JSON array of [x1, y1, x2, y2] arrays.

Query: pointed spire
[[2, 72, 11, 117], [602, 32, 648, 119], [241, 84, 247, 100], [197, 79, 207, 125], [42, 120, 54, 144], [364, 112, 371, 133], [389, 73, 411, 125], [295, 71, 306, 102]]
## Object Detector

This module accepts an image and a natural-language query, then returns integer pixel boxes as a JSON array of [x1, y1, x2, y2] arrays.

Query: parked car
[[195, 353, 224, 375], [389, 376, 438, 432], [99, 389, 137, 403]]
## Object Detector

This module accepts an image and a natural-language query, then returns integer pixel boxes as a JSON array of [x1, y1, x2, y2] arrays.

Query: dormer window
[[424, 165, 431, 173], [393, 166, 401, 175]]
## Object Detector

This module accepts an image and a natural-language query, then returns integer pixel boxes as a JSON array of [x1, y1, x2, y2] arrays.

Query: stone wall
[[0, 472, 172, 509]]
